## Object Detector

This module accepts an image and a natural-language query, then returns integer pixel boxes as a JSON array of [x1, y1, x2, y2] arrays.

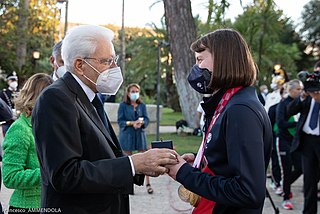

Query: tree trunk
[[165, 67, 181, 112], [16, 0, 29, 72], [163, 0, 201, 128]]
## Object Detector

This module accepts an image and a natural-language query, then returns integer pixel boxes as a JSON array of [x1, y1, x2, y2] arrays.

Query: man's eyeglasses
[[84, 55, 119, 67]]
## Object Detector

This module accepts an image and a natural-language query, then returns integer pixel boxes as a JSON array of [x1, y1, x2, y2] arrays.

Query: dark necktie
[[92, 95, 109, 132], [309, 101, 320, 130]]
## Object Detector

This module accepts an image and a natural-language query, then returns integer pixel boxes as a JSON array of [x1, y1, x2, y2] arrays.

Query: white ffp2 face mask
[[83, 60, 123, 95], [96, 67, 123, 95], [56, 66, 66, 79], [9, 81, 18, 90]]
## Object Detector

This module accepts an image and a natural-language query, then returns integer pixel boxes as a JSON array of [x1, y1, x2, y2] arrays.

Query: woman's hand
[[166, 154, 186, 180], [132, 120, 142, 129], [181, 153, 196, 165]]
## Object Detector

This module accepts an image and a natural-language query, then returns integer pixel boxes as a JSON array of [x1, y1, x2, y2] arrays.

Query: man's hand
[[300, 90, 309, 101], [131, 149, 179, 177]]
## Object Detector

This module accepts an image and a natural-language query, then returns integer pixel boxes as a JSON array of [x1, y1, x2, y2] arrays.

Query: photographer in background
[[287, 61, 320, 214]]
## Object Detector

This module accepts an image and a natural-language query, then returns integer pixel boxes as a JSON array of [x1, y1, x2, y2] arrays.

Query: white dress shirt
[[71, 73, 136, 175], [303, 99, 320, 136]]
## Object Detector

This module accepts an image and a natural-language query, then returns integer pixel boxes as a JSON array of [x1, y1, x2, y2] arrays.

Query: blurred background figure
[[264, 65, 288, 113], [0, 72, 19, 135], [2, 73, 53, 213], [193, 101, 204, 137], [257, 84, 269, 106], [0, 98, 12, 123], [0, 97, 13, 209], [273, 64, 289, 83], [0, 97, 13, 161], [275, 79, 303, 210], [117, 83, 153, 194], [49, 40, 65, 81], [268, 86, 286, 194], [288, 62, 320, 214]]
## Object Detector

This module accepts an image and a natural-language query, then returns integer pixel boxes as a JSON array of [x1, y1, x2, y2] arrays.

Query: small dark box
[[151, 140, 173, 149]]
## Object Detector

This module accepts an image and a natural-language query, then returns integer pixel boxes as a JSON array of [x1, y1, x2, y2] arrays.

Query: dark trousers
[[277, 136, 303, 200], [271, 136, 281, 186], [290, 150, 302, 184], [277, 137, 292, 200], [301, 133, 320, 214]]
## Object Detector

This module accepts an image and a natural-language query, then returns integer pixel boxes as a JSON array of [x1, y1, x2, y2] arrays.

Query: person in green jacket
[[2, 73, 53, 213]]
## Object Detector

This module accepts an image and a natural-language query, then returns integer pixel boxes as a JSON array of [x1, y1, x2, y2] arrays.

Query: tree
[[163, 0, 201, 127], [16, 0, 29, 72], [233, 1, 302, 84], [0, 0, 60, 83], [300, 0, 320, 59]]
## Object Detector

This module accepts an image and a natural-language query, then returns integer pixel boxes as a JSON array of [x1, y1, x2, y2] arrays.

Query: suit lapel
[[62, 72, 120, 150]]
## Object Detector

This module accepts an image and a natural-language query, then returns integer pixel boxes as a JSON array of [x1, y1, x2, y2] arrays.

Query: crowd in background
[[258, 62, 320, 213]]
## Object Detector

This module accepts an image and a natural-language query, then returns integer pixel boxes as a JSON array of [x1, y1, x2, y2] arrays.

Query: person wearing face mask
[[117, 83, 153, 194], [264, 74, 286, 114], [2, 73, 53, 214], [165, 29, 272, 214], [50, 40, 107, 103], [257, 84, 268, 106], [287, 63, 320, 214], [0, 71, 19, 135], [31, 25, 178, 214], [49, 40, 66, 81], [275, 79, 303, 210]]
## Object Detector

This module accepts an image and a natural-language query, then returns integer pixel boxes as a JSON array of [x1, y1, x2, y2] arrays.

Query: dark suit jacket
[[32, 72, 144, 214], [268, 103, 278, 139], [287, 96, 312, 152], [0, 97, 12, 122], [177, 87, 272, 214], [257, 92, 266, 106], [276, 96, 297, 142]]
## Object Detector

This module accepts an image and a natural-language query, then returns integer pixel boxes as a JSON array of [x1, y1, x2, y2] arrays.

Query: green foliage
[[300, 0, 320, 57], [146, 133, 200, 155], [195, 1, 313, 87], [160, 107, 183, 126], [0, 0, 60, 82], [112, 25, 172, 107], [229, 2, 303, 85]]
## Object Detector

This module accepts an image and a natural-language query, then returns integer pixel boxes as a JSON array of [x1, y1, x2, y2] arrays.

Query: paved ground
[[129, 175, 319, 214], [1, 175, 315, 214], [0, 126, 319, 213]]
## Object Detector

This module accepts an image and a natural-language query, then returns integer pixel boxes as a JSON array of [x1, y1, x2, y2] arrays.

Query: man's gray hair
[[52, 40, 63, 59], [61, 25, 114, 72], [287, 79, 302, 90]]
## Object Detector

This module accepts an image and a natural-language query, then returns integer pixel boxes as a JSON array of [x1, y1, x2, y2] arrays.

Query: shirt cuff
[[128, 156, 135, 176]]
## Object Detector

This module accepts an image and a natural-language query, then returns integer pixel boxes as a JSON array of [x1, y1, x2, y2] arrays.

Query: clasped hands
[[131, 149, 195, 179], [132, 119, 143, 129]]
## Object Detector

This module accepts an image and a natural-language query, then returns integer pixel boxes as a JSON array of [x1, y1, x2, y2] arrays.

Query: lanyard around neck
[[193, 86, 242, 169]]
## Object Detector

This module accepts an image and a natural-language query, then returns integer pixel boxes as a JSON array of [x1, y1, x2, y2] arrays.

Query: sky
[[62, 0, 310, 29]]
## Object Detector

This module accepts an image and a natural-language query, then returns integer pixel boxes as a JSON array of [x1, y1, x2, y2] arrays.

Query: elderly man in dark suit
[[32, 25, 178, 214], [287, 66, 320, 214]]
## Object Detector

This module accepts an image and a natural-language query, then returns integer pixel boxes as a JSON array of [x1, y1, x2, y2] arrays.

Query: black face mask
[[187, 64, 213, 94]]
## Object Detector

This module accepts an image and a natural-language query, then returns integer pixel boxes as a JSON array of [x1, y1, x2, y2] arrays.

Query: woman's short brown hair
[[124, 83, 142, 104], [190, 28, 256, 91], [14, 73, 53, 116]]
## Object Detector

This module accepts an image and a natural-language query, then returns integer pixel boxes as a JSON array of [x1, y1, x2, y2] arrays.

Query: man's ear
[[49, 56, 55, 68], [74, 59, 84, 75]]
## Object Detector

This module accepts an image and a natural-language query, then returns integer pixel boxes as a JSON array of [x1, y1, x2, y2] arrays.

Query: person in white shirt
[[287, 64, 320, 214]]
